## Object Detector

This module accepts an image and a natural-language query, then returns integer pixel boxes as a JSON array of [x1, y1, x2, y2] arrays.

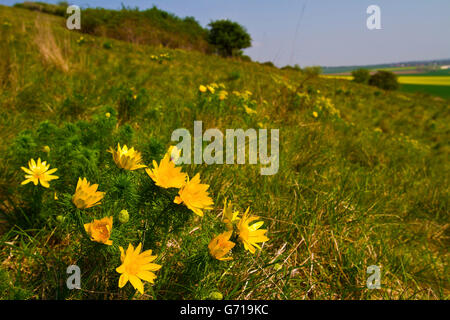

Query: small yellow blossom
[[174, 173, 213, 216], [237, 207, 269, 254], [312, 111, 318, 118], [116, 243, 161, 294], [199, 85, 207, 93], [72, 177, 105, 209], [108, 143, 147, 171], [208, 231, 235, 261], [43, 145, 50, 153], [105, 112, 111, 118], [21, 158, 58, 188], [84, 216, 113, 245]]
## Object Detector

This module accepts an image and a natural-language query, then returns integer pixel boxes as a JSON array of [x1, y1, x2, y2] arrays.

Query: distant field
[[398, 76, 450, 86], [399, 84, 450, 99], [322, 73, 450, 99]]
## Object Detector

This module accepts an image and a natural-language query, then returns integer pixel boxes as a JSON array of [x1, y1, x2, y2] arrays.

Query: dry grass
[[33, 16, 69, 72]]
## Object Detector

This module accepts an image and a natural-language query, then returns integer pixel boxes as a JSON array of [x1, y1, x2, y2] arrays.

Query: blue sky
[[2, 0, 449, 67]]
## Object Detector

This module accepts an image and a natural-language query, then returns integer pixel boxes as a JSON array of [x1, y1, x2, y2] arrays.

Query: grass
[[0, 5, 449, 300]]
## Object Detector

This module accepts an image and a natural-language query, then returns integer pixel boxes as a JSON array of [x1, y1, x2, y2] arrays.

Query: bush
[[303, 66, 322, 77], [207, 20, 252, 57], [369, 70, 399, 91], [352, 68, 370, 84]]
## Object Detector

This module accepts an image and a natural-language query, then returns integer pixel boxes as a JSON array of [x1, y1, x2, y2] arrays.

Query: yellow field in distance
[[322, 75, 450, 86]]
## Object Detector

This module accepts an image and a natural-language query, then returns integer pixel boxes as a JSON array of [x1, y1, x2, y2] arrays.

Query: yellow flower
[[244, 105, 257, 115], [207, 85, 215, 94], [208, 231, 235, 261], [237, 207, 269, 254], [116, 243, 161, 294], [199, 85, 207, 93], [145, 152, 187, 189], [222, 199, 240, 230], [174, 173, 213, 216], [312, 111, 318, 118], [108, 143, 147, 171], [21, 158, 58, 188], [84, 216, 113, 245], [72, 177, 105, 209], [43, 145, 50, 153], [218, 90, 228, 101], [105, 112, 111, 118]]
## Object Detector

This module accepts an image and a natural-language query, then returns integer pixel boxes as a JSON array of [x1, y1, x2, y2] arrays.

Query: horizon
[[1, 0, 449, 67]]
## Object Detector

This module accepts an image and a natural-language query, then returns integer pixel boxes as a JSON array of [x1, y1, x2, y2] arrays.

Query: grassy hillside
[[0, 5, 449, 300], [14, 1, 211, 53]]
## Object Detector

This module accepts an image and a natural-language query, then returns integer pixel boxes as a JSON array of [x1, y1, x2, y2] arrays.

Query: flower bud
[[119, 209, 129, 224]]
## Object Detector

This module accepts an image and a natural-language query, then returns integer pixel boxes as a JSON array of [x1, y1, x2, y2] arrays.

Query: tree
[[207, 19, 252, 57], [368, 70, 399, 91], [352, 68, 370, 84]]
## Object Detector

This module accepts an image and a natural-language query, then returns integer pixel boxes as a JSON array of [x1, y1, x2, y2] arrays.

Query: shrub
[[351, 68, 370, 84], [303, 66, 322, 77], [369, 70, 399, 91], [207, 20, 252, 57]]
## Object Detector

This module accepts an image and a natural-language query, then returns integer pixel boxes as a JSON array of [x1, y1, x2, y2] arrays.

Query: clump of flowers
[[116, 243, 162, 294], [150, 53, 171, 63], [72, 177, 105, 209], [11, 109, 274, 298], [208, 201, 269, 261], [21, 158, 58, 188]]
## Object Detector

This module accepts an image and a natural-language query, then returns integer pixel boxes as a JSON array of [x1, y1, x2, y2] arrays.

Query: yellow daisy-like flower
[[174, 173, 213, 216], [208, 231, 235, 261], [84, 216, 113, 245], [207, 85, 215, 94], [108, 143, 147, 171], [237, 207, 269, 254], [218, 90, 228, 101], [21, 158, 58, 188], [199, 85, 207, 93], [116, 243, 161, 294], [72, 177, 105, 209], [222, 199, 240, 231], [145, 152, 187, 189], [312, 111, 318, 118], [244, 105, 257, 115]]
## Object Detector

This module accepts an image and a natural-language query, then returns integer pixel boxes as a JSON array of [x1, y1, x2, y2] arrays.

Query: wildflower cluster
[[150, 53, 171, 63], [10, 108, 262, 297], [208, 200, 269, 261]]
